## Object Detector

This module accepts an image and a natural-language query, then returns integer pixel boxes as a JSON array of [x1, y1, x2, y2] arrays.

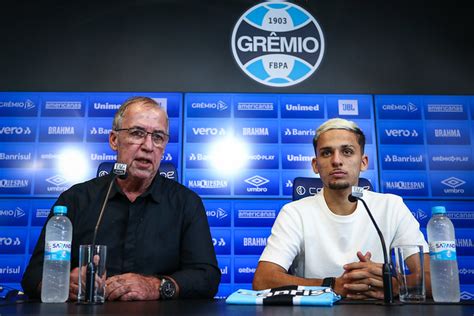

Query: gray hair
[[112, 96, 169, 132]]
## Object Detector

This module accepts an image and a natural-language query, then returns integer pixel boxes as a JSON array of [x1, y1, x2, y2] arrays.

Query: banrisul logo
[[232, 2, 325, 87]]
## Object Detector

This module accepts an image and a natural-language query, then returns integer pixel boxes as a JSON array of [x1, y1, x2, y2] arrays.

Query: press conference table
[[1, 299, 474, 316]]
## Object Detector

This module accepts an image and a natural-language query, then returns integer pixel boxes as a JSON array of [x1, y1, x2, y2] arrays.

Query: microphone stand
[[349, 195, 399, 306], [84, 174, 116, 304], [84, 163, 127, 304]]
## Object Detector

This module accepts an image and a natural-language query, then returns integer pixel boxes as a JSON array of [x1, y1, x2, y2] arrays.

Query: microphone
[[348, 186, 395, 305], [84, 163, 127, 304]]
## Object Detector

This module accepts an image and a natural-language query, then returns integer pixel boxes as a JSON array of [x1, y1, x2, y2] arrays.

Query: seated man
[[253, 118, 431, 299], [22, 96, 220, 301]]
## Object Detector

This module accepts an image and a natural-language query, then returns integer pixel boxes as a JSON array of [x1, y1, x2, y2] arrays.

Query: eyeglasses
[[114, 127, 169, 147]]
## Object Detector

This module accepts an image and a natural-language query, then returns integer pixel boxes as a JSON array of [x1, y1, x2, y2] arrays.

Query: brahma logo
[[231, 2, 325, 87]]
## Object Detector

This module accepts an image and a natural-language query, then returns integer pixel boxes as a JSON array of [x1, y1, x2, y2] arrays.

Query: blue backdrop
[[0, 92, 473, 299]]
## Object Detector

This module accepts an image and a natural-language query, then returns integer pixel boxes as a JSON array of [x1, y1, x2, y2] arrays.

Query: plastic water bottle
[[427, 205, 460, 302], [41, 205, 72, 303]]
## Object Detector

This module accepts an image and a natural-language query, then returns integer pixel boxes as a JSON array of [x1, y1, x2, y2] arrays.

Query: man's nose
[[331, 151, 343, 166], [140, 133, 154, 150]]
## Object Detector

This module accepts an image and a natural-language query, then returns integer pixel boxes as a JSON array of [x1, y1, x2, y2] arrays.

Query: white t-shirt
[[259, 189, 428, 278]]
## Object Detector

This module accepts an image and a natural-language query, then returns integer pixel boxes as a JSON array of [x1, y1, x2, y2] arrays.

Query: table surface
[[1, 299, 473, 315]]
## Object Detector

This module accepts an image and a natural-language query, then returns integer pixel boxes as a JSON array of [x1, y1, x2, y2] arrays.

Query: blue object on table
[[225, 285, 341, 306]]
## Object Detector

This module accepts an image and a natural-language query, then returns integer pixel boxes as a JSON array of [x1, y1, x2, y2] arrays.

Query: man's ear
[[311, 157, 319, 174], [109, 131, 118, 151], [360, 154, 369, 172]]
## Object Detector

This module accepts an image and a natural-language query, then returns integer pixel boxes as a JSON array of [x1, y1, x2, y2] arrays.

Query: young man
[[253, 118, 431, 299], [23, 97, 220, 301]]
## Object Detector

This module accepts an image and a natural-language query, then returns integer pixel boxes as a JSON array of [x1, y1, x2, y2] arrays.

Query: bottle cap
[[431, 205, 446, 215], [53, 205, 67, 215]]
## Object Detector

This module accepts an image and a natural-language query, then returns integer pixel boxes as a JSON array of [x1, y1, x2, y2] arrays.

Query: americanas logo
[[232, 2, 325, 87]]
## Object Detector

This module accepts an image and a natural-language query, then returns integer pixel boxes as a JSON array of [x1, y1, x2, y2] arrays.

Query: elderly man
[[23, 96, 220, 301], [253, 118, 431, 300]]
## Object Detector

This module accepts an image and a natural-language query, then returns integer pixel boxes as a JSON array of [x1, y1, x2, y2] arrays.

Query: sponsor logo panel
[[210, 228, 231, 255], [430, 172, 474, 197], [0, 228, 27, 254], [245, 145, 279, 169], [185, 119, 232, 143], [0, 143, 35, 168], [359, 170, 378, 192], [234, 171, 279, 196], [162, 143, 178, 166], [405, 201, 430, 228], [185, 143, 212, 169], [185, 170, 231, 196], [87, 93, 132, 117], [281, 144, 314, 169], [458, 257, 474, 284], [0, 200, 29, 226], [234, 256, 259, 284], [234, 200, 280, 227], [31, 199, 55, 226], [0, 92, 39, 117], [185, 94, 231, 118], [234, 228, 271, 255], [280, 95, 324, 118], [168, 118, 180, 144], [0, 169, 32, 195], [233, 94, 278, 118], [455, 229, 474, 256], [281, 170, 315, 196], [217, 256, 231, 284], [327, 95, 372, 119], [204, 200, 231, 227], [234, 120, 278, 143], [86, 118, 112, 143], [231, 2, 325, 87], [0, 118, 37, 142], [428, 147, 473, 170], [441, 202, 474, 229], [379, 146, 426, 170], [378, 121, 424, 145], [375, 95, 422, 120], [426, 122, 470, 145], [281, 119, 321, 144], [423, 96, 469, 120], [29, 228, 42, 254], [460, 284, 474, 300], [34, 170, 77, 196], [0, 256, 24, 283], [40, 94, 86, 117], [381, 172, 429, 197], [148, 93, 182, 118], [85, 143, 118, 166], [39, 119, 84, 142]]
